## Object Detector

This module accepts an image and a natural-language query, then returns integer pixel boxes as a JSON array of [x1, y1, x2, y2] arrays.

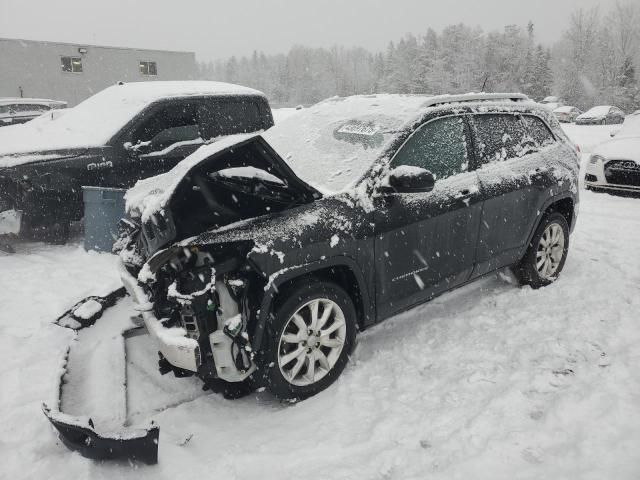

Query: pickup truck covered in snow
[[0, 81, 273, 243]]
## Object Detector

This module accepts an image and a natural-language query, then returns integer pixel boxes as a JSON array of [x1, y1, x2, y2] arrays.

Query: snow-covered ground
[[1, 124, 639, 479]]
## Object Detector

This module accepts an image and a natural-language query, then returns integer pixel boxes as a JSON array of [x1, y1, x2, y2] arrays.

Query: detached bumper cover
[[42, 405, 159, 465], [43, 290, 160, 464]]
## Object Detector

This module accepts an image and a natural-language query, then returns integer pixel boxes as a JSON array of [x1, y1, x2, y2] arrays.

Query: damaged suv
[[118, 93, 579, 401]]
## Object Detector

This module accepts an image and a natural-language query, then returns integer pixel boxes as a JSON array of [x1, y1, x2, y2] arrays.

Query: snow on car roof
[[581, 106, 612, 117], [0, 81, 265, 161], [554, 106, 575, 113], [263, 94, 433, 192]]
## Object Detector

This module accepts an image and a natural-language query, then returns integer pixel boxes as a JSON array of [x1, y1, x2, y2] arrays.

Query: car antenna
[[481, 75, 489, 92]]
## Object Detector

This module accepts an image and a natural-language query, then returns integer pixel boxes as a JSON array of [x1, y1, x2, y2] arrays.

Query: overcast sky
[[0, 0, 620, 61]]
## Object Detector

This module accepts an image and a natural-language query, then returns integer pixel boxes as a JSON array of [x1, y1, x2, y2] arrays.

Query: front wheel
[[259, 280, 357, 401], [513, 212, 570, 289]]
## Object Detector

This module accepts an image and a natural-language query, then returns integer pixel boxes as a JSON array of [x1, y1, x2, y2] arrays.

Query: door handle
[[453, 189, 472, 200]]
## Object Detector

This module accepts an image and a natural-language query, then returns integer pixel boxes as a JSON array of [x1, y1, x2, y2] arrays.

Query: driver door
[[373, 115, 483, 319]]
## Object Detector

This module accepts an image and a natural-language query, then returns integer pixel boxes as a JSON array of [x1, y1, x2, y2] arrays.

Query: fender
[[251, 254, 374, 352], [525, 190, 578, 248]]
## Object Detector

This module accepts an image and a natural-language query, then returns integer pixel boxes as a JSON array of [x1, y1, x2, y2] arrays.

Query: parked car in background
[[540, 96, 563, 112], [0, 98, 67, 127], [576, 106, 625, 125], [585, 111, 640, 193], [116, 92, 579, 403], [0, 81, 273, 243], [553, 106, 582, 123]]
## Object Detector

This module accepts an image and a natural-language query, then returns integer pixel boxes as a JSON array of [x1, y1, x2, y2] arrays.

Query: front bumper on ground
[[43, 405, 159, 465], [42, 289, 160, 464], [119, 260, 201, 373]]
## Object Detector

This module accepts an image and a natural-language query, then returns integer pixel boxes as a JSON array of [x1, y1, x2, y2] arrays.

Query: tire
[[513, 212, 570, 289], [258, 280, 357, 401]]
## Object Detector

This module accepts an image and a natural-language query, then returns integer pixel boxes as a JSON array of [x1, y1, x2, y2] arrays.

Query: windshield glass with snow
[[263, 95, 432, 193]]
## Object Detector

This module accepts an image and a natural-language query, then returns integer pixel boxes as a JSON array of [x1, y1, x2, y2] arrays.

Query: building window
[[139, 61, 157, 76], [61, 56, 83, 73]]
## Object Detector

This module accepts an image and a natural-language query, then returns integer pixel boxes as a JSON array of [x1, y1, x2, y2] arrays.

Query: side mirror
[[383, 166, 435, 194], [123, 140, 152, 156]]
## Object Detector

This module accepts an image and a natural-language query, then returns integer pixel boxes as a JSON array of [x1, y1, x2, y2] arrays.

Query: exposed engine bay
[[140, 244, 265, 389]]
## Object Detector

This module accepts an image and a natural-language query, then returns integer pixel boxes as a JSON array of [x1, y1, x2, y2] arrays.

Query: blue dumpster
[[82, 187, 127, 252]]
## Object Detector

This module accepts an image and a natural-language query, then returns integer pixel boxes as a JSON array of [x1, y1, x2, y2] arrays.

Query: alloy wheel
[[277, 298, 347, 386], [536, 223, 565, 280]]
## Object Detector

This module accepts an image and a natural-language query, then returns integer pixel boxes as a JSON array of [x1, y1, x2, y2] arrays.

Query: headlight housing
[[589, 154, 605, 164]]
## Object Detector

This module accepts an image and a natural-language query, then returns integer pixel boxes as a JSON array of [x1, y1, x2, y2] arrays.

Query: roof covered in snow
[[0, 81, 266, 163], [554, 106, 577, 113], [579, 106, 613, 118]]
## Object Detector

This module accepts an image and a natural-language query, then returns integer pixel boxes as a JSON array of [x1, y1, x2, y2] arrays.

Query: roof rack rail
[[423, 92, 530, 108]]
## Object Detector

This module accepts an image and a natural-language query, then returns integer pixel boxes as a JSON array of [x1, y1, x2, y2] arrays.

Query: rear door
[[470, 113, 559, 276], [374, 115, 483, 319]]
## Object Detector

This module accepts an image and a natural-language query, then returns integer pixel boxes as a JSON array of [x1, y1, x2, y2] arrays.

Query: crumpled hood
[[593, 137, 640, 163], [189, 203, 326, 249]]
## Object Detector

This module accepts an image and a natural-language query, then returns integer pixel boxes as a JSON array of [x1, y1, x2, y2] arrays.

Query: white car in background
[[540, 95, 563, 112], [553, 106, 582, 123], [0, 98, 67, 127], [585, 111, 640, 193]]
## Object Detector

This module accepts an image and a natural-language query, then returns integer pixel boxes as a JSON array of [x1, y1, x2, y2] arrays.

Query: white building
[[0, 38, 197, 106]]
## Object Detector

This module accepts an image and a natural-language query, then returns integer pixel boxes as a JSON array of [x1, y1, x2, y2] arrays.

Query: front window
[[391, 116, 468, 180], [61, 56, 83, 73], [139, 61, 158, 76]]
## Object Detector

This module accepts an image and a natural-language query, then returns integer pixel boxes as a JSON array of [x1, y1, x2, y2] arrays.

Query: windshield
[[263, 95, 431, 193]]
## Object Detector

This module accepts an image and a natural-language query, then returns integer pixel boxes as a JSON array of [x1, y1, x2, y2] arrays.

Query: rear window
[[522, 115, 555, 148], [198, 100, 264, 140], [472, 114, 554, 165], [472, 114, 527, 164]]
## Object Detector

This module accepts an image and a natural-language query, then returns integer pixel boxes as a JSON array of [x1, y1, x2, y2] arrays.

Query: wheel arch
[[526, 192, 576, 248], [251, 256, 373, 352]]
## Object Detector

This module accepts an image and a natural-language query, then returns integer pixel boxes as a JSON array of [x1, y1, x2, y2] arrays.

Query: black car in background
[[0, 81, 273, 243], [575, 105, 625, 125], [118, 93, 579, 402]]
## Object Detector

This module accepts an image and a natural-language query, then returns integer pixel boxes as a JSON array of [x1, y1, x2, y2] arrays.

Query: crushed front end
[[118, 232, 265, 397]]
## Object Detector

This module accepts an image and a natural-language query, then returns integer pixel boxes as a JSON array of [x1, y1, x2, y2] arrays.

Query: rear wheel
[[514, 212, 570, 289], [259, 280, 357, 401]]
